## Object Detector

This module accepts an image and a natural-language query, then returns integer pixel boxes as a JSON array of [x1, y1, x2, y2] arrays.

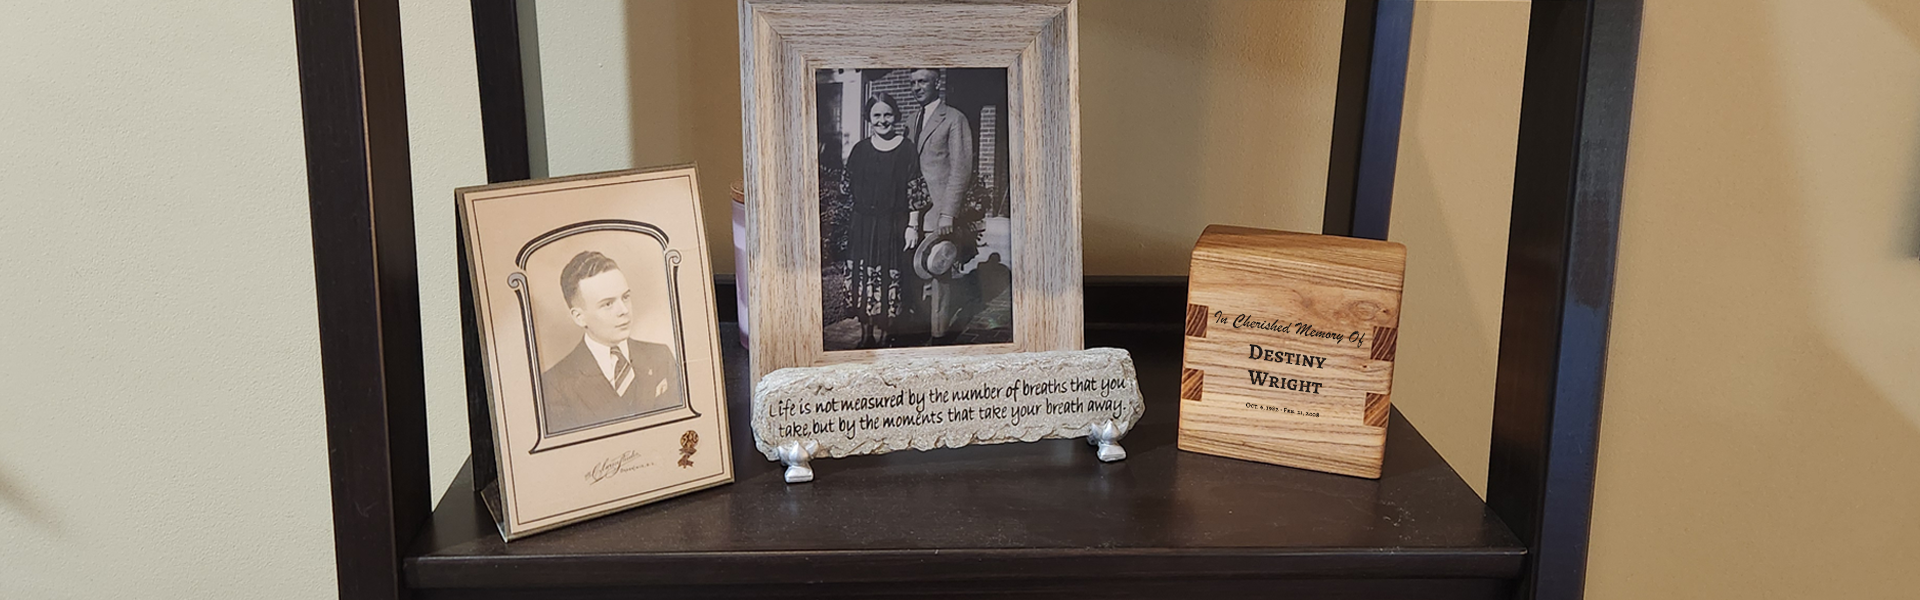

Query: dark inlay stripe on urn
[[1180, 368, 1205, 401], [1365, 393, 1391, 428], [1185, 304, 1209, 338], [1370, 326, 1398, 361]]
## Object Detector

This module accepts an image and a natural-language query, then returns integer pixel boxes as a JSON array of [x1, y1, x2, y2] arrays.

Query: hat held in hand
[[913, 233, 962, 280]]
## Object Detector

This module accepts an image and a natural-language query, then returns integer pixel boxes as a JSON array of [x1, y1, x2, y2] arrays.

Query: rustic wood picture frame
[[739, 0, 1085, 383]]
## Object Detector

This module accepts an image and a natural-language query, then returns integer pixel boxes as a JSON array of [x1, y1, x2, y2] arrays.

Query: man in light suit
[[540, 250, 682, 434], [906, 68, 975, 337]]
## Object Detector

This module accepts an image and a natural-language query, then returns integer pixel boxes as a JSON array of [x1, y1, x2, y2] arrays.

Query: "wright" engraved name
[[1246, 370, 1324, 394]]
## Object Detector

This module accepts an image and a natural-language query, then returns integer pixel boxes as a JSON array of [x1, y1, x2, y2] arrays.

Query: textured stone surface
[[752, 348, 1144, 460]]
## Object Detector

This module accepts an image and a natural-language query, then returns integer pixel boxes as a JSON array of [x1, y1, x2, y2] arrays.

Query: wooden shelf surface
[[405, 325, 1522, 598]]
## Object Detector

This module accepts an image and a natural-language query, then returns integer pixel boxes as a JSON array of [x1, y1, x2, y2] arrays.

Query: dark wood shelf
[[405, 325, 1522, 598]]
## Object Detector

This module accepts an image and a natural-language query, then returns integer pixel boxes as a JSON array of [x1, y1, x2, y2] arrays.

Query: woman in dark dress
[[843, 92, 924, 348]]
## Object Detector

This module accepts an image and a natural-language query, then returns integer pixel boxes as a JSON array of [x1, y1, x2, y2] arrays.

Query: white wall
[[529, 0, 641, 176], [0, 2, 332, 598], [0, 2, 485, 598], [400, 0, 489, 515], [524, 0, 746, 271]]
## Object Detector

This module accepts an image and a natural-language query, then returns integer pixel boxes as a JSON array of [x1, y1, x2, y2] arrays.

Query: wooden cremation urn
[[1177, 225, 1406, 478]]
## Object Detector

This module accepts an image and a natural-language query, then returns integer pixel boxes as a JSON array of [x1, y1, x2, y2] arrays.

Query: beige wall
[[1386, 0, 1529, 496], [1078, 0, 1339, 272], [8, 0, 1918, 598], [1592, 0, 1920, 597]]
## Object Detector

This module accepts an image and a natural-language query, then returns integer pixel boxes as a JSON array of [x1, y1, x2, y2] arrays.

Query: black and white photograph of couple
[[816, 67, 1014, 351]]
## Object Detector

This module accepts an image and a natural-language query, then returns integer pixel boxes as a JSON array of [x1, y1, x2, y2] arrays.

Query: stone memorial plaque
[[1178, 225, 1406, 478], [752, 349, 1144, 482]]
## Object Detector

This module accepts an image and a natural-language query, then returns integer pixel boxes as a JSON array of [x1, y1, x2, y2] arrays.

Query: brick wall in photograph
[[865, 70, 921, 137], [977, 105, 998, 188]]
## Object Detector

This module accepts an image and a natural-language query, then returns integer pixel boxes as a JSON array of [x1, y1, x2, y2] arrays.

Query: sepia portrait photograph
[[816, 67, 1013, 351], [523, 233, 687, 436], [459, 166, 732, 539]]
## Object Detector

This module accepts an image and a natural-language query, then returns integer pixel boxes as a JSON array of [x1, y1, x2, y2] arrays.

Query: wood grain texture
[[741, 0, 1083, 384], [1178, 401, 1387, 478], [1185, 302, 1208, 337], [1371, 326, 1399, 361], [1180, 367, 1203, 401], [1178, 225, 1405, 478], [1365, 392, 1391, 428]]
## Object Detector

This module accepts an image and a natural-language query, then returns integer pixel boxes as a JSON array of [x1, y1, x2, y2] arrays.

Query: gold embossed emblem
[[678, 430, 699, 468]]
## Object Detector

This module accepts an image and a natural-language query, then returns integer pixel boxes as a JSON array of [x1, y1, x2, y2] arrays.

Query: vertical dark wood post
[[471, 0, 533, 183], [293, 1, 429, 598], [1322, 0, 1415, 240], [1487, 1, 1642, 599]]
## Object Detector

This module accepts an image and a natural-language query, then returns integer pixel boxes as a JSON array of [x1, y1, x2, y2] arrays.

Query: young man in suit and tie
[[540, 250, 682, 434], [907, 68, 975, 338]]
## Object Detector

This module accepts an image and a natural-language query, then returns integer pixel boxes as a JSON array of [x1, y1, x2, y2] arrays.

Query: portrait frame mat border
[[457, 164, 734, 540], [741, 0, 1085, 384]]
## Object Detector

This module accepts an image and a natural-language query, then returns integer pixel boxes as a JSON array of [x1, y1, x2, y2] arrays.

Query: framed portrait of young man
[[740, 0, 1085, 383], [458, 165, 732, 540]]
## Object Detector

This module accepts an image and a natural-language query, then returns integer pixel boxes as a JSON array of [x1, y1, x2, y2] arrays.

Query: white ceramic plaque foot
[[776, 440, 818, 483], [1088, 420, 1129, 462], [751, 348, 1145, 482]]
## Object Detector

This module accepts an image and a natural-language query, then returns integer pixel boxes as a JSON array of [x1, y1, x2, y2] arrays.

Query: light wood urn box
[[1178, 225, 1406, 478]]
